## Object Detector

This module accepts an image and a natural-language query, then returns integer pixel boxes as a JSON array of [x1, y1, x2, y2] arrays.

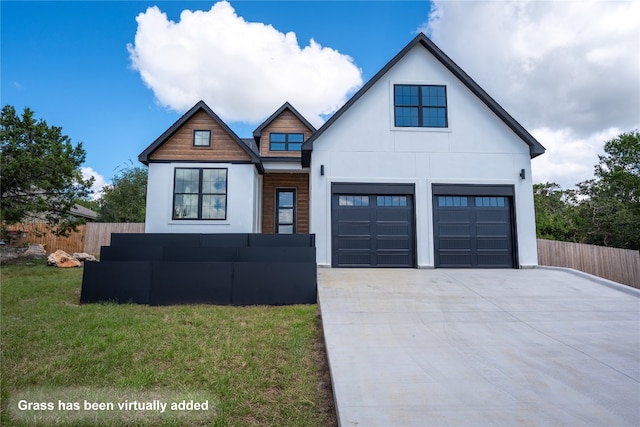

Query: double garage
[[331, 183, 516, 268]]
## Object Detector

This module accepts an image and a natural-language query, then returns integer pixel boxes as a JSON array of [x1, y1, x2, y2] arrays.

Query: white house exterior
[[139, 33, 545, 269]]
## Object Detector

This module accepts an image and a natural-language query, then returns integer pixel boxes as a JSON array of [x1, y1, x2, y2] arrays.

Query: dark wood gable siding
[[149, 110, 251, 162], [260, 110, 314, 157]]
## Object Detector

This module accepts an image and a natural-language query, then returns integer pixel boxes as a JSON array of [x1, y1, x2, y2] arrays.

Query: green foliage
[[576, 130, 640, 249], [0, 105, 94, 236], [535, 130, 640, 250], [97, 164, 147, 222], [533, 182, 579, 241]]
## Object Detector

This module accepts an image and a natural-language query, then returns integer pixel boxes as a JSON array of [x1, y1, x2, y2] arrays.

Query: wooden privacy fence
[[83, 223, 145, 254], [537, 239, 640, 289], [4, 223, 86, 254]]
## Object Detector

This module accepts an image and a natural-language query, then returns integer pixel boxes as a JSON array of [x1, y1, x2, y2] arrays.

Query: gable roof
[[302, 33, 545, 166], [252, 102, 316, 142], [138, 100, 263, 173]]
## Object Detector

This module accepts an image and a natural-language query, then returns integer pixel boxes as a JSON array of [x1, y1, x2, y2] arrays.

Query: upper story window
[[193, 130, 211, 147], [269, 133, 304, 151], [394, 84, 447, 128], [173, 168, 227, 220]]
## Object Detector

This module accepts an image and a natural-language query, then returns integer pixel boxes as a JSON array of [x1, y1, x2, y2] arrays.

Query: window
[[475, 197, 506, 207], [338, 195, 369, 207], [377, 196, 408, 207], [438, 196, 468, 207], [173, 168, 227, 220], [276, 189, 295, 234], [394, 85, 447, 128], [269, 133, 304, 151], [193, 130, 211, 147]]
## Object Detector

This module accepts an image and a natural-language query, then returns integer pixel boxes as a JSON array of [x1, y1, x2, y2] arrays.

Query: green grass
[[0, 261, 335, 426]]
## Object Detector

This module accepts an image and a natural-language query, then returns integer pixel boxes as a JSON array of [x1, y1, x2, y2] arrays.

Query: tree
[[1, 105, 94, 235], [533, 182, 580, 241], [577, 130, 640, 249], [97, 164, 147, 222]]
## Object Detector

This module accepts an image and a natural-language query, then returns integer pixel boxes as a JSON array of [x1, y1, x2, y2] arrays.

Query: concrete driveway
[[317, 268, 640, 427]]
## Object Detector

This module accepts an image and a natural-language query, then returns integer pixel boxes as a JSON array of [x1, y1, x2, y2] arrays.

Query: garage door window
[[338, 195, 369, 206], [377, 196, 408, 207], [437, 196, 468, 207], [475, 197, 505, 207]]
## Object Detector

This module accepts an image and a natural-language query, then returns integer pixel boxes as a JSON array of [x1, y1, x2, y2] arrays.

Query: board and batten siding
[[259, 110, 314, 157], [262, 173, 310, 234], [149, 110, 252, 162]]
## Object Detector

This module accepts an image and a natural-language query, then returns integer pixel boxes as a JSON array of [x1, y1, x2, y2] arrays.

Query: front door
[[276, 189, 296, 234]]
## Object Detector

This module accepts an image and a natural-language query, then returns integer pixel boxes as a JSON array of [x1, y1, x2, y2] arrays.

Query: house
[[138, 33, 545, 269]]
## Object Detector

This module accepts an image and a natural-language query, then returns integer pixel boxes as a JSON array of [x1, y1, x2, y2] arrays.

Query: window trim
[[275, 188, 296, 234], [172, 167, 227, 220], [269, 132, 304, 151], [393, 84, 448, 128], [193, 130, 211, 147]]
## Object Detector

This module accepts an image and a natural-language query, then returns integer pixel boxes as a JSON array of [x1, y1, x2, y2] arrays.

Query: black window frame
[[172, 167, 227, 220], [193, 130, 211, 147], [275, 188, 296, 234], [269, 132, 304, 151], [394, 84, 448, 128]]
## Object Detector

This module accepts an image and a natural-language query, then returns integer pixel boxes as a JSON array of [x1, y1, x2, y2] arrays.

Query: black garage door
[[433, 185, 516, 268], [332, 183, 415, 267]]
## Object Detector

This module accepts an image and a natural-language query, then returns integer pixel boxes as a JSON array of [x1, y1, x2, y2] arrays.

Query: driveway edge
[[536, 265, 640, 297]]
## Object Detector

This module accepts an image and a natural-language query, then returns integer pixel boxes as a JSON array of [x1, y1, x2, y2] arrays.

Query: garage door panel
[[377, 237, 411, 250], [337, 208, 370, 221], [337, 222, 371, 236], [336, 237, 371, 250], [337, 253, 371, 266], [332, 188, 414, 268], [434, 190, 514, 268], [438, 238, 471, 250], [476, 253, 512, 267], [476, 210, 510, 221], [437, 210, 471, 221], [376, 209, 411, 221], [476, 223, 509, 235], [438, 253, 473, 267], [476, 238, 510, 250], [377, 253, 412, 266], [376, 222, 411, 236], [438, 223, 471, 236]]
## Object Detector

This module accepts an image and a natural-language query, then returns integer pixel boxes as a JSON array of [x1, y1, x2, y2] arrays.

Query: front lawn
[[0, 262, 335, 426]]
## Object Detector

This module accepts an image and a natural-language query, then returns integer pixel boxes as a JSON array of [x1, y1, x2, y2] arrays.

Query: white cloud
[[81, 167, 108, 200], [421, 0, 640, 187], [127, 1, 363, 127], [529, 126, 621, 187]]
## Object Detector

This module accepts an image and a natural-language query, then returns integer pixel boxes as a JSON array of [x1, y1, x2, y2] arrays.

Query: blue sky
[[2, 1, 432, 192], [2, 1, 638, 195]]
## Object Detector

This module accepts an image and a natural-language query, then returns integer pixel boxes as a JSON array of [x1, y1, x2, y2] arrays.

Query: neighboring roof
[[241, 138, 260, 156], [138, 100, 264, 173], [70, 204, 98, 220], [302, 33, 545, 166], [252, 102, 316, 142]]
